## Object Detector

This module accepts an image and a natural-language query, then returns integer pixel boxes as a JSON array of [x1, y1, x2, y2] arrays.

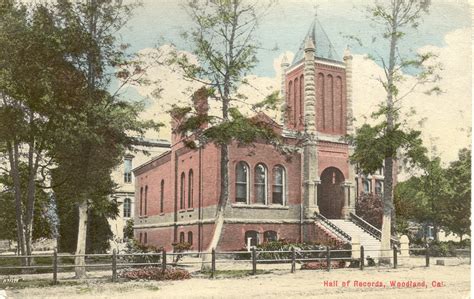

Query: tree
[[169, 0, 278, 265], [348, 0, 440, 259], [356, 193, 383, 229], [49, 0, 157, 278], [394, 156, 449, 241], [442, 148, 471, 240], [0, 1, 89, 264]]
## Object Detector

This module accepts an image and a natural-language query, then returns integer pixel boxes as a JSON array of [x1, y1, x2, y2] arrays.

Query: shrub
[[171, 242, 192, 263], [119, 240, 163, 266], [119, 267, 191, 281]]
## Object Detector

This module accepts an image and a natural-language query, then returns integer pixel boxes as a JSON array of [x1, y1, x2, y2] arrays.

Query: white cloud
[[352, 27, 472, 165], [130, 28, 471, 166]]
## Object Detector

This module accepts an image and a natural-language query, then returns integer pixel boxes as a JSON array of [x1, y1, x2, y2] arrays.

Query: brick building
[[133, 19, 386, 252]]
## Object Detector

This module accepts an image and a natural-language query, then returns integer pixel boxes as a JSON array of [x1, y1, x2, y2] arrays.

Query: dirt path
[[4, 264, 470, 299]]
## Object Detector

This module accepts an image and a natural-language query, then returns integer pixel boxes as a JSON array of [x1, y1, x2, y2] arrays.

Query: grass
[[0, 279, 80, 289]]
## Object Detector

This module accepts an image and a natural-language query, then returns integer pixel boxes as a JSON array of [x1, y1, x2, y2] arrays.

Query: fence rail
[[0, 245, 470, 284]]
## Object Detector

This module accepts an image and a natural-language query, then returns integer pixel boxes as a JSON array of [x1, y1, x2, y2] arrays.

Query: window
[[188, 170, 193, 208], [254, 164, 267, 204], [272, 166, 285, 205], [139, 187, 143, 216], [188, 231, 193, 245], [377, 167, 384, 176], [144, 185, 148, 216], [245, 230, 259, 247], [144, 232, 148, 244], [124, 158, 132, 183], [375, 180, 383, 195], [264, 231, 277, 242], [160, 180, 164, 213], [363, 179, 371, 193], [139, 232, 143, 244], [179, 232, 185, 243], [235, 162, 249, 203], [123, 198, 131, 218], [180, 172, 185, 209]]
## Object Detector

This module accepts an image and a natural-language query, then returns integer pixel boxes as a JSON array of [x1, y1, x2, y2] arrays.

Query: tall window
[[375, 180, 383, 195], [180, 172, 185, 209], [179, 232, 185, 243], [188, 170, 193, 208], [123, 198, 131, 218], [139, 187, 143, 216], [144, 185, 148, 216], [160, 180, 164, 213], [363, 179, 371, 193], [235, 162, 249, 203], [254, 164, 267, 204], [245, 230, 259, 247], [139, 232, 143, 243], [144, 232, 148, 244], [272, 166, 285, 205], [124, 158, 132, 183], [188, 232, 193, 245]]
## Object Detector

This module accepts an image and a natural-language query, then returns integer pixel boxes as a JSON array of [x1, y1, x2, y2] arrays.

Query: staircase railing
[[314, 212, 352, 242], [349, 212, 400, 247]]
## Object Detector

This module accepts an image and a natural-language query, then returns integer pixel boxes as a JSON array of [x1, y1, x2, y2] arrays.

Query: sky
[[116, 0, 472, 167]]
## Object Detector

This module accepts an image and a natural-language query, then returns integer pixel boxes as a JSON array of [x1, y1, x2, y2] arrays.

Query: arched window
[[124, 157, 132, 183], [288, 81, 293, 125], [375, 180, 383, 195], [254, 163, 267, 204], [123, 198, 131, 218], [245, 230, 259, 247], [363, 179, 371, 193], [264, 231, 277, 242], [180, 172, 185, 209], [179, 232, 185, 243], [139, 187, 143, 216], [188, 231, 193, 245], [160, 180, 164, 213], [272, 166, 285, 205], [294, 77, 299, 125], [144, 232, 148, 244], [144, 186, 148, 216], [188, 170, 193, 208], [235, 162, 249, 203], [299, 74, 304, 124]]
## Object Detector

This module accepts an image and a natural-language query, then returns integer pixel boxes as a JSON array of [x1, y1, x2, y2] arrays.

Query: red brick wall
[[228, 142, 301, 205], [317, 141, 349, 179], [285, 66, 304, 130]]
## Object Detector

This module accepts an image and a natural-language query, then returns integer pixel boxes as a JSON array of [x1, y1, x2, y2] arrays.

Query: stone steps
[[329, 219, 382, 258]]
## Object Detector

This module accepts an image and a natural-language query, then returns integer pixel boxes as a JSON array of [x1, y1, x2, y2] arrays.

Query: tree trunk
[[7, 141, 27, 264], [380, 157, 393, 259], [75, 200, 88, 278], [201, 144, 229, 270]]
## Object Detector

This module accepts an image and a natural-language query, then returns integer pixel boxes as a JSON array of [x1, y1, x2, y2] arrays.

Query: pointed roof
[[291, 18, 341, 66]]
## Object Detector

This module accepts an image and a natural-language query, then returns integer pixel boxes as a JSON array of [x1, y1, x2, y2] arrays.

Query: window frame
[[235, 161, 250, 204], [160, 179, 164, 213], [272, 165, 286, 205], [180, 172, 185, 210], [254, 163, 268, 205], [123, 198, 131, 218], [188, 170, 194, 208]]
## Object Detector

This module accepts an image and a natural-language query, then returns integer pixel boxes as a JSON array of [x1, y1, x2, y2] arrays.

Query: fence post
[[53, 249, 58, 285], [112, 249, 117, 282], [291, 247, 296, 273], [425, 243, 430, 267], [393, 247, 397, 269], [360, 246, 364, 270], [162, 249, 167, 274], [251, 247, 257, 275], [211, 248, 216, 278], [326, 247, 331, 272]]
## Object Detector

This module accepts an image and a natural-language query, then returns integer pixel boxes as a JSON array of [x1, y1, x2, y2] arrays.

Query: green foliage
[[123, 219, 134, 240], [119, 239, 162, 265], [172, 242, 192, 263], [0, 163, 53, 241], [356, 193, 383, 229], [348, 122, 428, 175], [119, 267, 191, 281]]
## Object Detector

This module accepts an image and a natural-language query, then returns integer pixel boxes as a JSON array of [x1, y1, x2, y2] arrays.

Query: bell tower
[[282, 16, 356, 221]]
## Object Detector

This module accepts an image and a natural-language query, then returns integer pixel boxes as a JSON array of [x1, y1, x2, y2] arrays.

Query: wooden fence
[[0, 246, 470, 284]]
